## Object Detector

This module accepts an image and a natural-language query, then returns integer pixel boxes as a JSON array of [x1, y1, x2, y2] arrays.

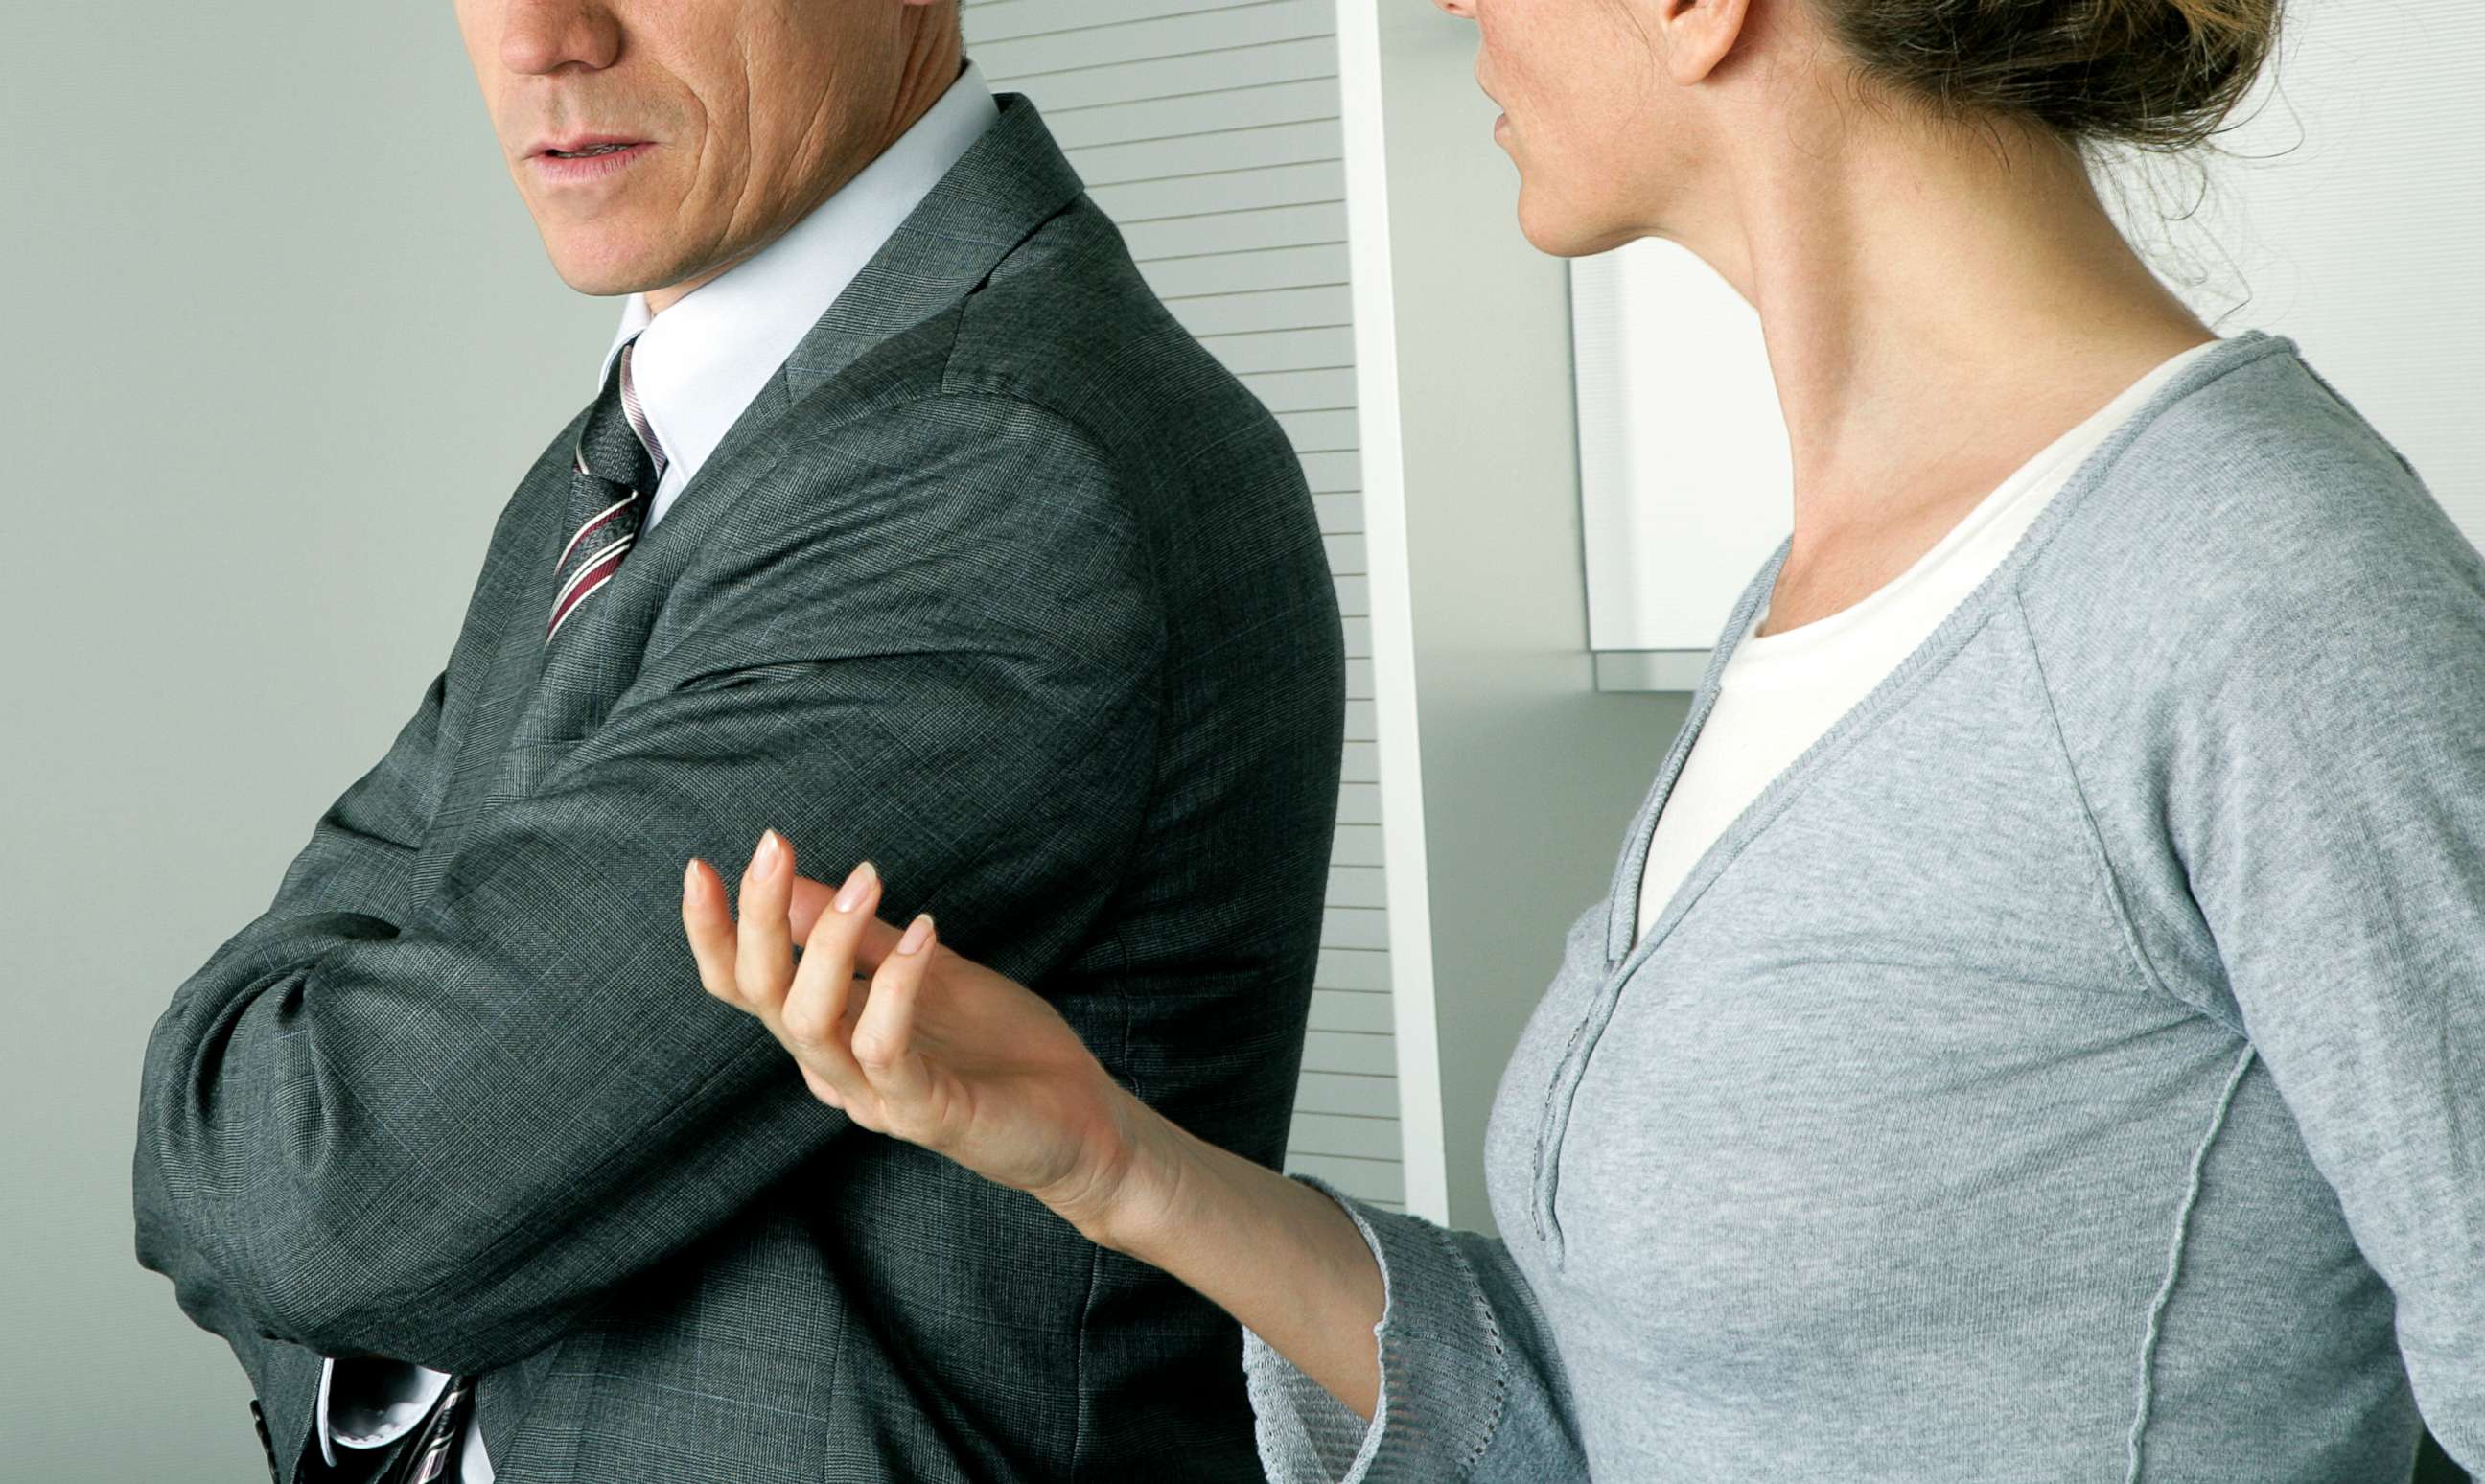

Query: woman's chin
[[1512, 194, 1622, 260]]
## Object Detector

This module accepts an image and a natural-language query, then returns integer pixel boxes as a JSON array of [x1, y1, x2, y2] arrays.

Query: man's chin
[[535, 235, 682, 300]]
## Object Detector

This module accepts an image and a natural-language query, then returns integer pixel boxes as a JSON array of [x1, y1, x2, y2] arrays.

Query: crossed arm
[[130, 392, 1165, 1380]]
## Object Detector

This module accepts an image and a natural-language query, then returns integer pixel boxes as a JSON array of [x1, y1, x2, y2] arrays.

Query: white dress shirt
[[312, 57, 998, 1483], [1632, 336, 2224, 944]]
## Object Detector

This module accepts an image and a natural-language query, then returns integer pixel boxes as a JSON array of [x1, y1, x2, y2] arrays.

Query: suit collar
[[615, 86, 1089, 566], [592, 60, 1003, 529], [777, 87, 1090, 395]]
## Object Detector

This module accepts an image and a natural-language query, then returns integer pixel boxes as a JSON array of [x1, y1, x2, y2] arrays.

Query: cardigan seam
[[2005, 587, 2242, 1036], [2124, 1044, 2260, 1483]]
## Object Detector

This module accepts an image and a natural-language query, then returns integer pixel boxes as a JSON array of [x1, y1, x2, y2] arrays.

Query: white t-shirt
[[1632, 337, 2225, 946]]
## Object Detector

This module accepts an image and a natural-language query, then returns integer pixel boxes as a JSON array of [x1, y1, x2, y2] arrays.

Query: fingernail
[[833, 860, 878, 914], [896, 912, 934, 955], [683, 859, 700, 898], [754, 829, 782, 878]]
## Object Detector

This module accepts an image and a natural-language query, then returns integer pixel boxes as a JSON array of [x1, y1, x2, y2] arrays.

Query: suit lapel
[[414, 409, 589, 878]]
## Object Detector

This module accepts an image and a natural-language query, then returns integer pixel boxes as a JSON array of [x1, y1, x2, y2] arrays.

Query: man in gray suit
[[130, 2, 1343, 1480]]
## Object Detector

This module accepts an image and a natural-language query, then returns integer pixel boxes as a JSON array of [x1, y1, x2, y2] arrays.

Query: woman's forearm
[[1087, 1088, 1387, 1421], [684, 854, 1390, 1420]]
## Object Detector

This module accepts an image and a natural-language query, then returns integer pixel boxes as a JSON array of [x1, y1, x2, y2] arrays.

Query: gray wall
[[3, 7, 608, 1479]]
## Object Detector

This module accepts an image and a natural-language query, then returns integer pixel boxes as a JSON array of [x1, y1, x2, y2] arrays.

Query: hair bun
[[1830, 0, 2282, 151]]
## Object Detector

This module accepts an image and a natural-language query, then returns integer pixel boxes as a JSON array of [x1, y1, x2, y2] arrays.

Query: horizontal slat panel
[[968, 0, 1304, 42], [1233, 367, 1357, 413], [1120, 201, 1346, 260], [1328, 823, 1382, 867], [1340, 613, 1371, 657], [1335, 782, 1381, 827], [1295, 1070, 1401, 1119], [1168, 285, 1352, 339], [1295, 450, 1359, 492], [983, 36, 1337, 112], [1089, 159, 1345, 222], [1302, 1030, 1395, 1078], [1042, 78, 1341, 150], [1288, 1110, 1404, 1161], [1074, 120, 1341, 190], [1321, 905, 1386, 949], [1168, 322, 1350, 376], [1308, 986, 1394, 1033], [973, 0, 1334, 78], [1272, 406, 1359, 453], [1326, 863, 1386, 908], [1140, 241, 1349, 301], [1315, 945, 1391, 990], [1341, 692, 1375, 735], [1283, 1152, 1406, 1204], [1340, 739, 1379, 783]]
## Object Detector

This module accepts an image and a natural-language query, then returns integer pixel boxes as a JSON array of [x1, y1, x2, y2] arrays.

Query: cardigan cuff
[[1241, 1175, 1509, 1483]]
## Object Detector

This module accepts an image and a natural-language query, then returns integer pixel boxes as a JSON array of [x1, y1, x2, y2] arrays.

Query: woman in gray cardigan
[[679, 0, 2482, 1476]]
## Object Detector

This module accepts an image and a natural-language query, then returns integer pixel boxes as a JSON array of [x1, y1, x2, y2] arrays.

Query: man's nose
[[500, 0, 621, 76], [1428, 0, 1477, 18]]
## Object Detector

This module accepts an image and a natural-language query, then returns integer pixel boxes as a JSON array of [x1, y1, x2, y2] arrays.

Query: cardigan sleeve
[[1239, 1175, 1588, 1483], [2150, 493, 2485, 1469]]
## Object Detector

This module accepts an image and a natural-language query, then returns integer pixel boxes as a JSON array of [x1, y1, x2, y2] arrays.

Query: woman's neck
[[1690, 114, 2217, 616]]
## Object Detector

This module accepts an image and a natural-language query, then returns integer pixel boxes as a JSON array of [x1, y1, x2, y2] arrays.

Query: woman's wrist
[[1042, 1081, 1389, 1419], [1044, 1082, 1205, 1258]]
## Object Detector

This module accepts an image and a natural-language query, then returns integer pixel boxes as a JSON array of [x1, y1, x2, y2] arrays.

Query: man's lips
[[527, 138, 657, 184], [526, 132, 652, 159]]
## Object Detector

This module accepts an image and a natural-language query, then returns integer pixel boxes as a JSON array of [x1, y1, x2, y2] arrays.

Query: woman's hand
[[680, 828, 1160, 1245], [683, 828, 1388, 1420]]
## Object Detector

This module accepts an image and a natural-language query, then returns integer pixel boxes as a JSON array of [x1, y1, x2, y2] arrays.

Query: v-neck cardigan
[[1242, 328, 2485, 1482]]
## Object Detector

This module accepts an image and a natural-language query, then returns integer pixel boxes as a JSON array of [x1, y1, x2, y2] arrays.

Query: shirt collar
[[594, 58, 999, 487]]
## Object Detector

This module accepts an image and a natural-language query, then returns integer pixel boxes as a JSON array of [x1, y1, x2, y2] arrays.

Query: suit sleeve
[[1241, 1177, 1589, 1482], [133, 391, 1165, 1377], [2157, 493, 2485, 1468], [267, 667, 453, 923], [130, 659, 458, 1440]]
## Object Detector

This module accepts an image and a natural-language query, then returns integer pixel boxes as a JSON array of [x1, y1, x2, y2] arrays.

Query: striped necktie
[[374, 1372, 470, 1484], [547, 334, 667, 643]]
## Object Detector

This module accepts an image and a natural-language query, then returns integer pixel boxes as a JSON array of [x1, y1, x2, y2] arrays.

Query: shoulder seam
[[929, 372, 1128, 475], [2006, 588, 2245, 1037], [2009, 334, 2291, 591]]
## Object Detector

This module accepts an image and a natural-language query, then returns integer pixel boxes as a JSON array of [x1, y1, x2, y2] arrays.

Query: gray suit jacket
[[133, 89, 1345, 1483]]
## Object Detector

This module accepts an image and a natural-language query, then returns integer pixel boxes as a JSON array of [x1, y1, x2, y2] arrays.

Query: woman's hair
[[1823, 0, 2285, 152]]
